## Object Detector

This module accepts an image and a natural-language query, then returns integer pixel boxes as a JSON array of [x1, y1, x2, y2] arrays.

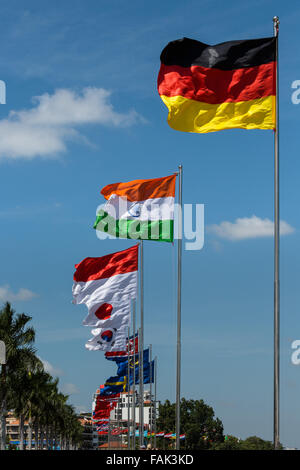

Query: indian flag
[[94, 174, 176, 242]]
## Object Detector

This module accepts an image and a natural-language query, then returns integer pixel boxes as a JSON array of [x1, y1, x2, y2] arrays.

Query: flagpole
[[138, 327, 143, 447], [127, 326, 131, 450], [108, 416, 111, 450], [273, 15, 280, 450], [154, 355, 157, 449], [132, 300, 136, 450], [149, 343, 153, 448], [139, 240, 144, 447], [176, 164, 183, 450]]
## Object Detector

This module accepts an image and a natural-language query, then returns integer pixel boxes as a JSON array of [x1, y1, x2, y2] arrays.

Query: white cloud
[[0, 284, 37, 302], [75, 405, 90, 414], [0, 87, 144, 160], [208, 215, 295, 241], [61, 383, 79, 395], [40, 358, 63, 377]]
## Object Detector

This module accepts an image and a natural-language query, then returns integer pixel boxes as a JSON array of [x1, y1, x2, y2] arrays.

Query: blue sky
[[0, 0, 300, 448]]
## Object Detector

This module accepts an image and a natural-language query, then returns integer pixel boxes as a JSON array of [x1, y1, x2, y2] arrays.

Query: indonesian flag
[[72, 245, 138, 350], [72, 245, 138, 306], [94, 174, 176, 242]]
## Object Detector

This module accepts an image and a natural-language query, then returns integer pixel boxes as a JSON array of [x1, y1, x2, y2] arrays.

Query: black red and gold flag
[[158, 37, 276, 133]]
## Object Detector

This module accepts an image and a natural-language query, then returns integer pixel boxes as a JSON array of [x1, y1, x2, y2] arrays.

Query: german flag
[[158, 37, 276, 133]]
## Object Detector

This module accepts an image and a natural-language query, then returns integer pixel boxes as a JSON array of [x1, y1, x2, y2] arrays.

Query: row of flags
[[72, 33, 277, 347], [72, 31, 277, 444], [72, 175, 176, 437], [92, 335, 155, 433], [72, 173, 177, 352], [95, 423, 186, 440]]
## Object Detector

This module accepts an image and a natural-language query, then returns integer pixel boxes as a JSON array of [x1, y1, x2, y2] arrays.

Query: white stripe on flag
[[72, 271, 137, 305]]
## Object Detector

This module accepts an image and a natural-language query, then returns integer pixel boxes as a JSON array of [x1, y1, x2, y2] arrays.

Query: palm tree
[[0, 302, 83, 451], [0, 302, 41, 450]]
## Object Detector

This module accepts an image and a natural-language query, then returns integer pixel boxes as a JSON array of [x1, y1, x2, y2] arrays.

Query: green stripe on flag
[[94, 211, 174, 243]]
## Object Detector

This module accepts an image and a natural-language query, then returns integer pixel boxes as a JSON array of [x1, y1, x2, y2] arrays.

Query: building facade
[[92, 390, 160, 450]]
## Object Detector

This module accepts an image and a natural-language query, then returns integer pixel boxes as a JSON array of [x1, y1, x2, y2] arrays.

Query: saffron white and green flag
[[94, 174, 176, 242]]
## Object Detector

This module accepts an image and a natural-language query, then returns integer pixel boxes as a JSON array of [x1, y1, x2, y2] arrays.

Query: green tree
[[0, 302, 41, 450], [0, 302, 82, 451], [211, 435, 282, 450], [156, 398, 224, 450], [239, 436, 277, 450], [211, 435, 241, 450]]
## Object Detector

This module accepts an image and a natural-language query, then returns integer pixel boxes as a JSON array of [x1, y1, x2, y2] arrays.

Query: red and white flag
[[73, 244, 138, 306]]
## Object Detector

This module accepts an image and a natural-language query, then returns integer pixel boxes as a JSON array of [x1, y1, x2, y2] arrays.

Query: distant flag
[[114, 348, 154, 385], [93, 396, 118, 420], [100, 375, 128, 395], [134, 359, 154, 385], [96, 422, 109, 433], [86, 324, 129, 352], [105, 333, 138, 360], [158, 36, 276, 133], [156, 431, 165, 437], [169, 433, 185, 440], [115, 348, 149, 374], [94, 174, 176, 242], [164, 433, 173, 438]]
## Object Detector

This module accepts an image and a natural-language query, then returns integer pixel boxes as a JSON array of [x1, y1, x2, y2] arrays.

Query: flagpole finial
[[273, 16, 279, 35]]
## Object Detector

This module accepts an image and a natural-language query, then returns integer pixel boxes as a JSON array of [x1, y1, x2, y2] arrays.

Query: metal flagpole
[[139, 240, 144, 447], [176, 165, 183, 450], [127, 326, 131, 450], [154, 356, 157, 449], [273, 15, 280, 450], [138, 327, 143, 447], [108, 417, 111, 450], [132, 300, 136, 450], [149, 344, 152, 448]]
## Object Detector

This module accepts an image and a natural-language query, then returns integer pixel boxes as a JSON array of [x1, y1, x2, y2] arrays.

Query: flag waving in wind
[[105, 333, 138, 360], [72, 245, 138, 351], [94, 174, 176, 242], [158, 36, 276, 133]]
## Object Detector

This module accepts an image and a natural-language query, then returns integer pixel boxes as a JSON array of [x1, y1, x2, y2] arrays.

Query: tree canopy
[[0, 302, 83, 450], [157, 398, 280, 450], [157, 398, 224, 450]]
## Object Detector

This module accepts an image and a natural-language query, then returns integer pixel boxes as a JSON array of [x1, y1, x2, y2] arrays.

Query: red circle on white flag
[[95, 303, 113, 320]]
